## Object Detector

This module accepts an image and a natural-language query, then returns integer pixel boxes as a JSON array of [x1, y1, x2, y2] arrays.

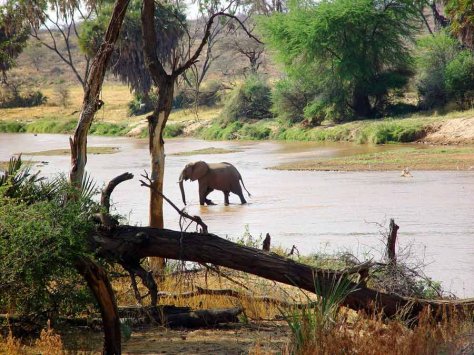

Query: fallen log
[[94, 227, 474, 320], [118, 305, 242, 327]]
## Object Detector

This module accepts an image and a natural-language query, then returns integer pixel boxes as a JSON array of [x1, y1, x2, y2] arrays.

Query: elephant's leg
[[232, 184, 247, 204], [205, 187, 216, 205], [198, 183, 208, 205], [224, 191, 230, 205]]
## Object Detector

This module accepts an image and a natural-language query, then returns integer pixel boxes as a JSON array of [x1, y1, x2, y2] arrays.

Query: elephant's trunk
[[179, 172, 186, 205]]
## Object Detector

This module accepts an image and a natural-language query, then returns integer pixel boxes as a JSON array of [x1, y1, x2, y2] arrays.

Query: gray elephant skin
[[179, 161, 251, 206]]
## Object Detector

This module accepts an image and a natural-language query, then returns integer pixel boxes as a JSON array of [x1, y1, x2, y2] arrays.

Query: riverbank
[[273, 146, 474, 171], [1, 84, 474, 145]]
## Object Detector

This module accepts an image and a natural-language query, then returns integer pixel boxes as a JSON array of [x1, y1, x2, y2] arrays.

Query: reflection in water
[[1, 133, 473, 297]]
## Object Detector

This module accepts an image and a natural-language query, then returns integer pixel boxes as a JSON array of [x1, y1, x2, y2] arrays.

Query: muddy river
[[1, 133, 473, 297]]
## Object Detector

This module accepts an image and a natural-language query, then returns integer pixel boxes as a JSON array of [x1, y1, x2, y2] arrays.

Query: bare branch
[[139, 171, 208, 233]]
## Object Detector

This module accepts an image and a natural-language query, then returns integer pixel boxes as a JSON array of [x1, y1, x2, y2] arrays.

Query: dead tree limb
[[118, 305, 242, 327], [93, 227, 474, 321], [387, 219, 399, 265], [140, 171, 208, 233], [101, 172, 134, 212], [158, 286, 309, 309]]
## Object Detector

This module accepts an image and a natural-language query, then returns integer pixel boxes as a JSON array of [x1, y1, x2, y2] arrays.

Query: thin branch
[[139, 170, 208, 233], [173, 12, 263, 78]]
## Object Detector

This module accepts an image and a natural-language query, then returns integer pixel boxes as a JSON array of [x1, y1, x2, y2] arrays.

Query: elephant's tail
[[240, 176, 251, 197]]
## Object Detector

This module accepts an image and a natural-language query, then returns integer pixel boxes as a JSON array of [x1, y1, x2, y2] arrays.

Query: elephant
[[179, 161, 251, 206]]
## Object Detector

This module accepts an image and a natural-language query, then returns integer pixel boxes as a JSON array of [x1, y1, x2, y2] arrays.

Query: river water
[[1, 133, 473, 297]]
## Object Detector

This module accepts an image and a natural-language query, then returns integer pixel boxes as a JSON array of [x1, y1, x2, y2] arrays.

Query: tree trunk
[[68, 1, 130, 353], [75, 258, 121, 355], [69, 0, 130, 189], [95, 227, 474, 321], [146, 78, 174, 275], [352, 90, 372, 118]]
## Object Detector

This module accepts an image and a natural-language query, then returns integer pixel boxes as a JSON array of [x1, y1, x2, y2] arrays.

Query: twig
[[140, 170, 208, 233]]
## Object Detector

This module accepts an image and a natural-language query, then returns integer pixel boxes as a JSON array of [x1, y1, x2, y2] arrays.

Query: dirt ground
[[60, 321, 289, 354], [424, 116, 474, 144]]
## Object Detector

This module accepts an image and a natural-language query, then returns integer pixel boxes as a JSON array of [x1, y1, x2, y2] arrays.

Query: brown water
[[1, 133, 473, 297]]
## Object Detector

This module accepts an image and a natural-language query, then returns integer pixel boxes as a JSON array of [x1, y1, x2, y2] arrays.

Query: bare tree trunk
[[68, 1, 130, 353], [75, 258, 121, 355], [69, 0, 130, 189], [387, 219, 399, 265]]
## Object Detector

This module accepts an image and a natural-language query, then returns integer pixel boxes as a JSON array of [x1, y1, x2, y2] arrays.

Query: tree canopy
[[0, 11, 28, 82], [260, 0, 421, 122], [79, 0, 187, 96]]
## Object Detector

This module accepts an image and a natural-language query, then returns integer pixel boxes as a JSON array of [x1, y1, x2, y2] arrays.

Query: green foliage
[[0, 120, 26, 133], [0, 157, 97, 318], [127, 92, 156, 116], [79, 0, 186, 96], [260, 0, 419, 120], [445, 50, 474, 109], [199, 120, 272, 140], [163, 122, 185, 138], [0, 9, 29, 79], [173, 81, 224, 109], [26, 118, 77, 134], [0, 89, 47, 108], [415, 31, 459, 109], [220, 76, 272, 123], [281, 274, 356, 352], [271, 78, 318, 124], [89, 122, 131, 136]]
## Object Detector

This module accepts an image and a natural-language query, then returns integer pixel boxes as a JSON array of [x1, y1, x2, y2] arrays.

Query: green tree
[[445, 50, 474, 108], [260, 0, 420, 121], [0, 10, 28, 82], [79, 0, 186, 103], [415, 30, 459, 109]]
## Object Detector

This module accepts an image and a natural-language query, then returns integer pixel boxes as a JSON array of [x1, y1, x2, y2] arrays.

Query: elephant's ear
[[190, 161, 209, 181]]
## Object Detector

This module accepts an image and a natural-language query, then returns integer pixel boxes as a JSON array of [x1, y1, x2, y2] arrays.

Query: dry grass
[[283, 307, 473, 355]]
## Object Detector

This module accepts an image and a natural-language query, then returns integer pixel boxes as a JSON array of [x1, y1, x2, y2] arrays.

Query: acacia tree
[[140, 0, 259, 257], [260, 0, 421, 121], [8, 0, 98, 89], [79, 0, 186, 110], [0, 11, 29, 83]]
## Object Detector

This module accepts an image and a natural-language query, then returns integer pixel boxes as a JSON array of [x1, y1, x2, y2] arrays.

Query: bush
[[0, 160, 96, 318], [163, 122, 184, 137], [271, 78, 315, 124], [445, 50, 474, 109], [127, 92, 156, 116], [174, 81, 224, 109], [415, 31, 459, 109], [220, 76, 272, 123], [0, 89, 47, 108], [0, 121, 26, 133]]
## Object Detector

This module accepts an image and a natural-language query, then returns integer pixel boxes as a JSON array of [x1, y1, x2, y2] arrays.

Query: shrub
[[271, 78, 315, 124], [127, 92, 156, 116], [174, 81, 224, 109], [163, 122, 184, 137], [0, 88, 47, 108], [220, 76, 272, 123], [445, 50, 474, 109], [415, 31, 459, 109], [0, 159, 96, 319], [0, 121, 26, 133]]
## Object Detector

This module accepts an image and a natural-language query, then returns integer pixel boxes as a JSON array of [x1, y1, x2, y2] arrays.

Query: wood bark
[[68, 1, 131, 353], [95, 226, 474, 321], [75, 258, 121, 355], [387, 219, 399, 265], [69, 0, 130, 189]]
